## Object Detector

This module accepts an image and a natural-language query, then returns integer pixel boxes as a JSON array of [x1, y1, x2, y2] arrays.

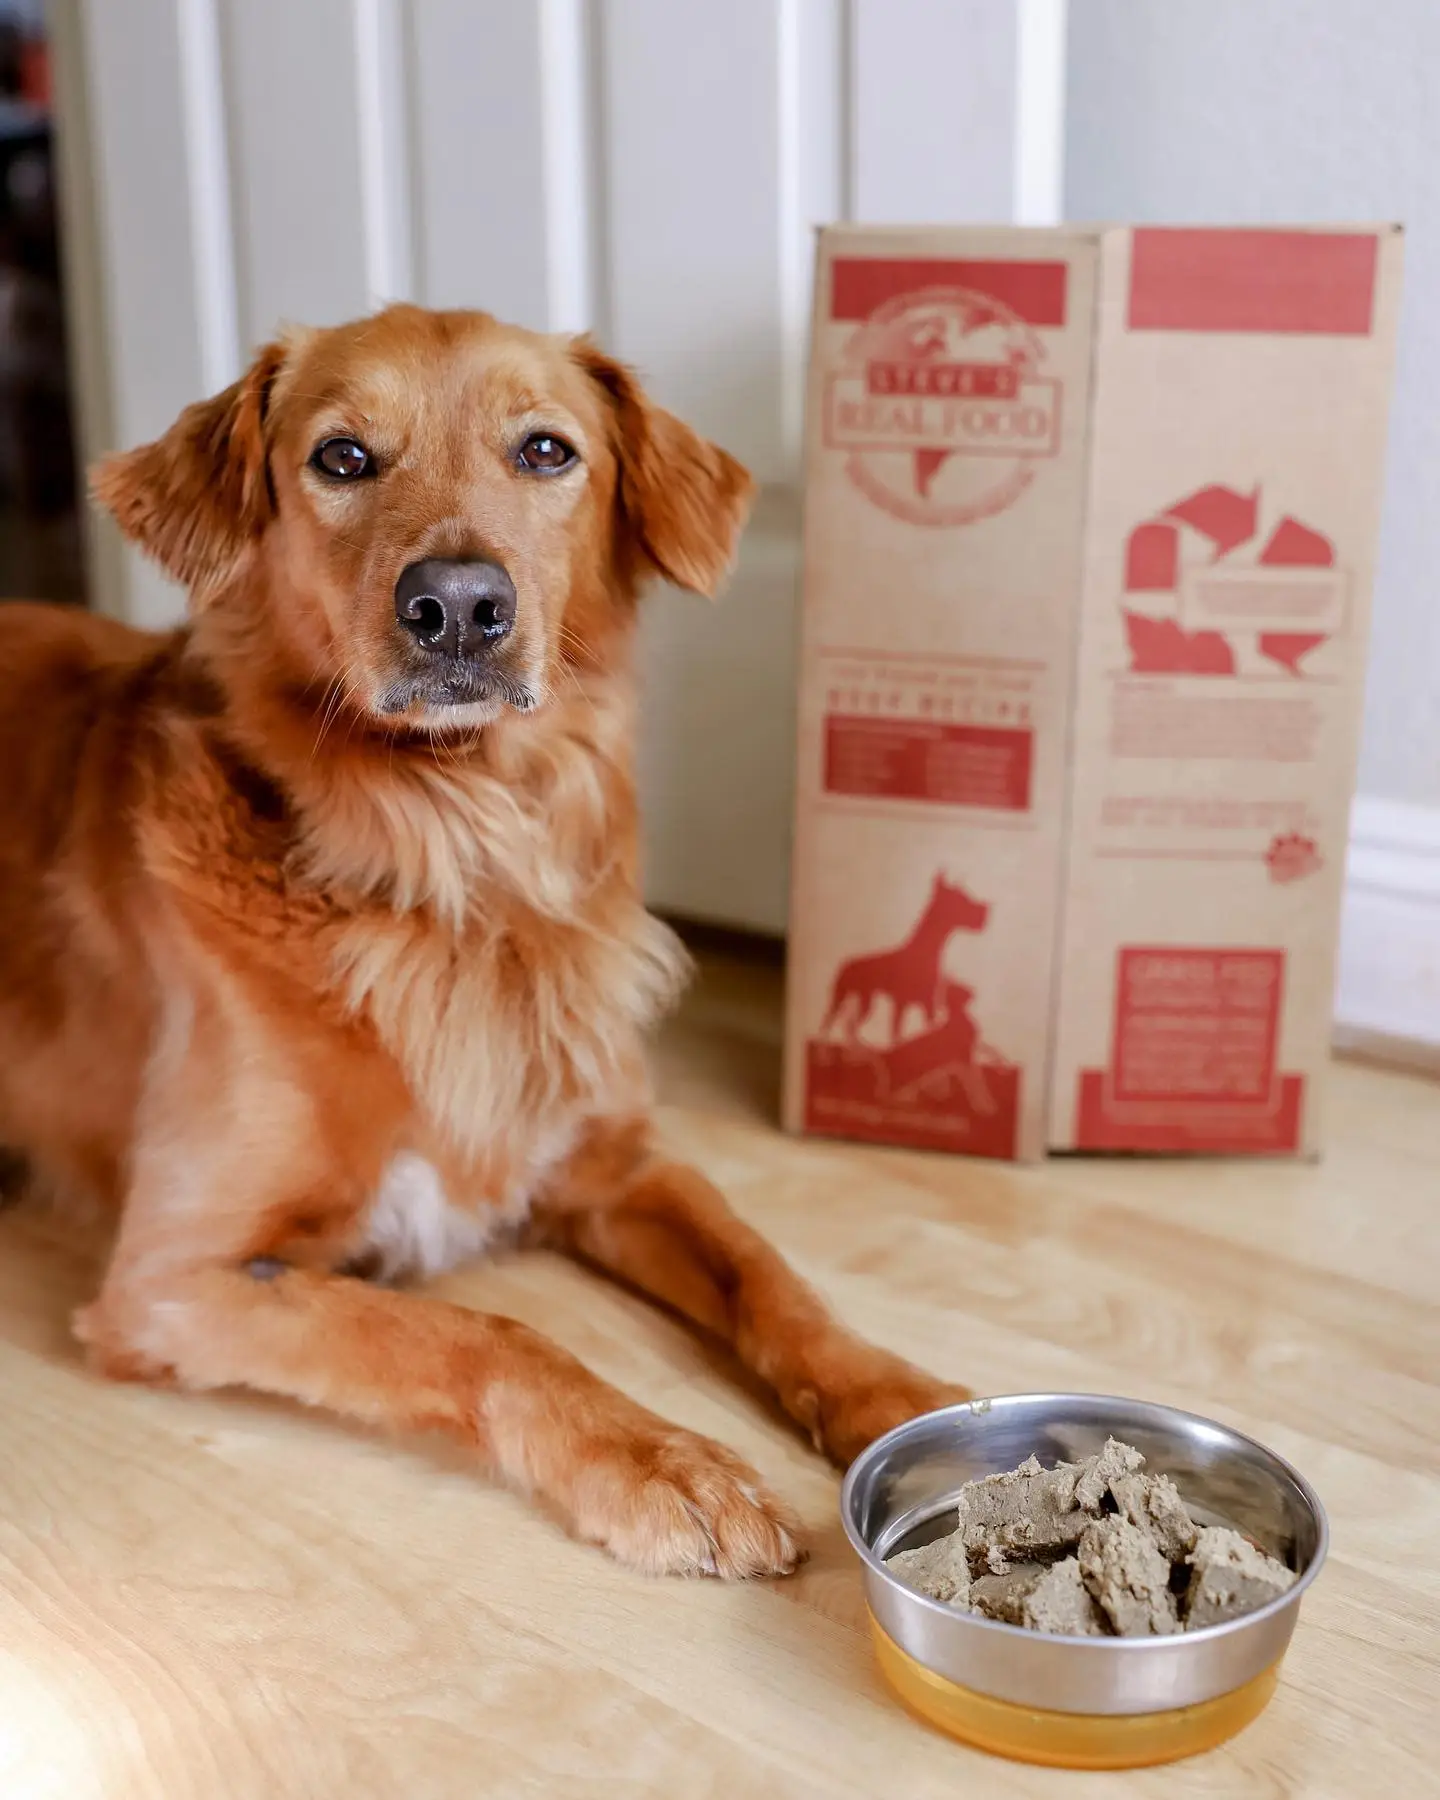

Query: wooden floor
[[1, 943, 1436, 1798]]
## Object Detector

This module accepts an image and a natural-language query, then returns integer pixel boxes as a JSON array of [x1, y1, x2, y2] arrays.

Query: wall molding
[[175, 0, 240, 391], [538, 0, 596, 334], [1015, 0, 1068, 225], [1336, 794, 1440, 1050], [353, 0, 414, 310]]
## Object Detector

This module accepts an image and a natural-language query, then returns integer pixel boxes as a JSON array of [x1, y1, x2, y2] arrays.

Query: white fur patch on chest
[[360, 1151, 524, 1282]]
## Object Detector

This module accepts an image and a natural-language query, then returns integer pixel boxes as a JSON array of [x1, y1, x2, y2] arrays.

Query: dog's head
[[93, 306, 754, 730]]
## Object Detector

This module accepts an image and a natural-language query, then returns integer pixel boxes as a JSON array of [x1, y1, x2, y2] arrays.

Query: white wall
[[1066, 0, 1440, 818]]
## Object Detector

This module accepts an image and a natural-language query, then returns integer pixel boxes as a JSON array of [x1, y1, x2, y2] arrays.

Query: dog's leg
[[537, 1121, 970, 1468], [77, 1225, 801, 1580]]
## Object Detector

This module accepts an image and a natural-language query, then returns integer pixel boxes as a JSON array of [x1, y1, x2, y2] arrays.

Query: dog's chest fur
[[345, 910, 670, 1278], [333, 892, 683, 1164], [219, 690, 690, 1271], [311, 730, 688, 1172], [358, 1143, 565, 1281]]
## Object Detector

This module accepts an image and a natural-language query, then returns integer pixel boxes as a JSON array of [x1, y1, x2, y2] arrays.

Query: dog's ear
[[91, 339, 288, 598], [574, 339, 755, 597]]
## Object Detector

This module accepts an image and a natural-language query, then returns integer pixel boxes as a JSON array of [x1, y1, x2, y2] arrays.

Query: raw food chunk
[[1021, 1556, 1110, 1637], [1078, 1517, 1180, 1637], [970, 1560, 1048, 1623], [1109, 1471, 1200, 1560], [956, 1455, 1087, 1559], [1183, 1527, 1295, 1630], [1073, 1437, 1146, 1510], [956, 1438, 1146, 1563], [886, 1534, 971, 1606]]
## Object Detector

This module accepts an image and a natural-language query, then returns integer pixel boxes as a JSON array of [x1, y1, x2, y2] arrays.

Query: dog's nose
[[394, 558, 517, 659]]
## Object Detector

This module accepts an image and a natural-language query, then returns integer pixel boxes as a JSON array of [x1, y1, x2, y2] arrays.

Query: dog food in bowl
[[886, 1437, 1295, 1637]]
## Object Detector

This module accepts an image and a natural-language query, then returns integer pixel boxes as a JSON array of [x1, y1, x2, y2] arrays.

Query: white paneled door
[[51, 0, 1065, 934]]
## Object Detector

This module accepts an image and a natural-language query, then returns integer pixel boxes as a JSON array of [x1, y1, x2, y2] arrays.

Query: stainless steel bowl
[[841, 1393, 1328, 1721]]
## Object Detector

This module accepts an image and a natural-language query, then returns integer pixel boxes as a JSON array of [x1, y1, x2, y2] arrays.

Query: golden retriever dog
[[0, 306, 963, 1577]]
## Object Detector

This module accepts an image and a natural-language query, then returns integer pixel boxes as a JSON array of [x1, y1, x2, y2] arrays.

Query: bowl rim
[[840, 1390, 1330, 1651]]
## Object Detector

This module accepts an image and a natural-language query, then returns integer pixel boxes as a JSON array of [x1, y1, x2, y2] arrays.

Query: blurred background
[[8, 0, 1438, 1044], [0, 0, 80, 600]]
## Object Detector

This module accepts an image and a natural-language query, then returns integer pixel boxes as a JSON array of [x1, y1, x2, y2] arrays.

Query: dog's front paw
[[568, 1423, 805, 1580], [789, 1348, 970, 1470]]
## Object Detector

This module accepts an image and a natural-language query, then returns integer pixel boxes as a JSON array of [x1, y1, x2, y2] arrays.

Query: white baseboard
[[1337, 796, 1440, 1050]]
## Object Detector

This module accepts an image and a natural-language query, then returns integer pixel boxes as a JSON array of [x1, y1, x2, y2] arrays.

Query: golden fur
[[0, 305, 963, 1577]]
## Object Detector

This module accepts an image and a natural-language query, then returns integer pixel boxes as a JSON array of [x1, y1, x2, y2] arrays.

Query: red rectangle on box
[[805, 1045, 1020, 1160], [1127, 229, 1378, 335], [1110, 947, 1283, 1104], [824, 716, 1033, 811], [831, 258, 1068, 327], [1073, 1072, 1304, 1154]]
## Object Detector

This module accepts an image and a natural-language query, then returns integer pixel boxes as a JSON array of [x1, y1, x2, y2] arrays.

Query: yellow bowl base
[[870, 1616, 1280, 1770]]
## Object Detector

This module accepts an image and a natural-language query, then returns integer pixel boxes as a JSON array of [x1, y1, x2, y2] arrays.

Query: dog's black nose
[[394, 558, 516, 659]]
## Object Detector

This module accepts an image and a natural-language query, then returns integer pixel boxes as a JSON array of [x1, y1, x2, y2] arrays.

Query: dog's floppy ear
[[91, 339, 288, 598], [574, 339, 755, 597]]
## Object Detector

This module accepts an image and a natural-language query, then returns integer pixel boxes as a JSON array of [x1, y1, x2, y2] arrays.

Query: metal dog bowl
[[840, 1393, 1327, 1769]]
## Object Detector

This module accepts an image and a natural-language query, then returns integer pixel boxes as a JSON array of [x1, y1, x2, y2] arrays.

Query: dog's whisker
[[311, 674, 347, 758], [312, 669, 368, 759], [552, 634, 603, 729]]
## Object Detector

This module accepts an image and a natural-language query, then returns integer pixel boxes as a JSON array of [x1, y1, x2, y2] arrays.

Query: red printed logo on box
[[1265, 832, 1323, 883], [1123, 485, 1346, 678], [804, 873, 1019, 1158], [824, 269, 1063, 528], [1075, 947, 1303, 1153]]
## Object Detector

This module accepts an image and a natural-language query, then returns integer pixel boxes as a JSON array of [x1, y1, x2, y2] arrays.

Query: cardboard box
[[783, 224, 1402, 1161]]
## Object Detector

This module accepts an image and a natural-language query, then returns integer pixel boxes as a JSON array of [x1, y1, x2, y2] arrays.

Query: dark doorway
[[0, 0, 83, 605]]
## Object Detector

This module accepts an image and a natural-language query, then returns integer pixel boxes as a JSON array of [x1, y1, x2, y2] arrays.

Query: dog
[[0, 305, 964, 1579]]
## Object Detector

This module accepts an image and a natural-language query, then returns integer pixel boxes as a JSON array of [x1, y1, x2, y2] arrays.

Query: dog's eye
[[516, 433, 577, 474], [311, 437, 372, 480]]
